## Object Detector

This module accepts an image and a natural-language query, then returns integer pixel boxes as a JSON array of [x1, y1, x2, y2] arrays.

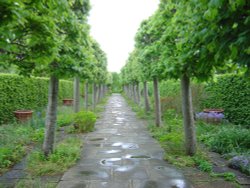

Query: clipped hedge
[[202, 74, 250, 126], [0, 74, 73, 123]]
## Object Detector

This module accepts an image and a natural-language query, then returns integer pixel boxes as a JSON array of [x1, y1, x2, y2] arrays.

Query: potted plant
[[62, 99, 74, 106], [14, 110, 33, 122], [196, 109, 225, 124]]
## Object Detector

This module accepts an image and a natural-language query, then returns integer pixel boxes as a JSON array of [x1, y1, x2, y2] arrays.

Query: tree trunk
[[153, 77, 161, 127], [92, 83, 96, 110], [98, 84, 102, 102], [84, 82, 88, 110], [73, 77, 80, 113], [181, 74, 196, 156], [143, 81, 150, 113], [133, 83, 137, 103], [43, 76, 59, 156], [136, 82, 140, 105]]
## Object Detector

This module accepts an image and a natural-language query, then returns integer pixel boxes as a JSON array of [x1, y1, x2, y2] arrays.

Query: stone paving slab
[[57, 94, 193, 188]]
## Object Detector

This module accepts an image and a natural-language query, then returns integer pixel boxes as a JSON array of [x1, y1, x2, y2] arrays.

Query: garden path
[[57, 94, 192, 188]]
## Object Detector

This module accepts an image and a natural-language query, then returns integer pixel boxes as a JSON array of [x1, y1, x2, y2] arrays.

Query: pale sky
[[88, 0, 159, 73]]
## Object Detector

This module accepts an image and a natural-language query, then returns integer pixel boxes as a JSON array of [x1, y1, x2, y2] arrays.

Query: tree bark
[[136, 82, 140, 105], [133, 83, 137, 103], [92, 83, 96, 110], [84, 82, 88, 110], [73, 77, 80, 113], [98, 84, 102, 102], [153, 77, 161, 127], [181, 74, 196, 156], [143, 81, 150, 113], [43, 76, 59, 156]]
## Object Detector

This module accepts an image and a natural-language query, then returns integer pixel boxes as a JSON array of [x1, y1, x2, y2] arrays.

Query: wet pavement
[[57, 94, 193, 188]]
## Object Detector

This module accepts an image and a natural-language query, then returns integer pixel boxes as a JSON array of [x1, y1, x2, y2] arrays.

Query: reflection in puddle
[[89, 138, 106, 141], [100, 158, 121, 166], [79, 170, 109, 178], [115, 165, 134, 172], [112, 142, 123, 147], [130, 155, 151, 159], [103, 150, 121, 154], [170, 179, 186, 188], [112, 142, 139, 149]]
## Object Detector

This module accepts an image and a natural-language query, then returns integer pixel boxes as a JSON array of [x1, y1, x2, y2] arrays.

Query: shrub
[[73, 111, 96, 133], [202, 74, 250, 126], [0, 74, 74, 124]]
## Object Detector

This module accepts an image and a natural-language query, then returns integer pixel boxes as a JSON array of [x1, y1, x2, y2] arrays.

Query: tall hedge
[[202, 74, 250, 126], [0, 74, 74, 123]]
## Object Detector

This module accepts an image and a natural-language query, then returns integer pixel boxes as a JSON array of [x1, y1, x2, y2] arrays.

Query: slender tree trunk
[[98, 84, 102, 102], [153, 77, 161, 127], [143, 81, 150, 113], [43, 76, 59, 156], [136, 82, 140, 105], [73, 77, 80, 113], [84, 82, 88, 110], [92, 83, 96, 110], [100, 84, 104, 99], [133, 83, 137, 103], [181, 74, 196, 156]]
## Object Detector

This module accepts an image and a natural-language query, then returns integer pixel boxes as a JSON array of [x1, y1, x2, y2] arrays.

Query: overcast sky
[[88, 0, 159, 73]]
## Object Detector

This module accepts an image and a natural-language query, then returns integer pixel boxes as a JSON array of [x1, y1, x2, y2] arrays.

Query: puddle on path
[[130, 155, 151, 159], [101, 150, 122, 154], [112, 142, 139, 149], [142, 179, 189, 188], [100, 158, 121, 166], [115, 165, 134, 172], [89, 138, 106, 141], [79, 170, 109, 179]]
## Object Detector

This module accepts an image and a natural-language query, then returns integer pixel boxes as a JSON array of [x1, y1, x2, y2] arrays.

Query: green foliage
[[198, 123, 250, 155], [0, 122, 44, 173], [73, 111, 96, 133], [57, 114, 75, 127], [211, 172, 236, 182], [202, 74, 250, 126], [0, 74, 73, 124], [148, 109, 214, 172], [27, 137, 82, 176], [16, 177, 56, 188], [110, 72, 122, 93]]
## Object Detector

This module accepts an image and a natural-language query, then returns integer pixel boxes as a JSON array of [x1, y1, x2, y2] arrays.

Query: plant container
[[203, 108, 224, 124], [63, 99, 74, 106], [14, 110, 33, 122]]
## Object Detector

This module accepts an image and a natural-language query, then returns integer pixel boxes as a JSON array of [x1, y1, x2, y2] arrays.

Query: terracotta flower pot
[[14, 110, 33, 123], [63, 99, 74, 106]]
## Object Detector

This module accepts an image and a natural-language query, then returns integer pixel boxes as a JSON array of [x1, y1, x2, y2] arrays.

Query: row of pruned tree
[[0, 0, 110, 157], [121, 0, 249, 156]]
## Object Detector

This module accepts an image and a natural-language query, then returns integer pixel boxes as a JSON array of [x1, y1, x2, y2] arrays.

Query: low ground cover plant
[[72, 111, 97, 133], [27, 137, 82, 176], [0, 122, 44, 174]]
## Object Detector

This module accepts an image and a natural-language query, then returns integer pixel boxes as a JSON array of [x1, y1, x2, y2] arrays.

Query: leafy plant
[[73, 111, 97, 133], [27, 137, 82, 176], [200, 125, 250, 154], [211, 172, 236, 182], [0, 122, 44, 173], [57, 114, 75, 127]]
